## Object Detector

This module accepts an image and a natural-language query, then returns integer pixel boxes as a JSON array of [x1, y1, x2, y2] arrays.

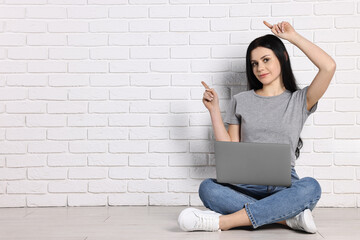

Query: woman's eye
[[251, 62, 257, 67], [264, 58, 269, 62]]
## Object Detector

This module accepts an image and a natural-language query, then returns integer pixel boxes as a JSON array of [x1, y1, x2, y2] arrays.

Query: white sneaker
[[178, 207, 221, 232], [286, 209, 317, 234]]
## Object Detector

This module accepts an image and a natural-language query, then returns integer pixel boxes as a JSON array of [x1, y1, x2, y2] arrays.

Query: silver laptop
[[214, 141, 292, 187]]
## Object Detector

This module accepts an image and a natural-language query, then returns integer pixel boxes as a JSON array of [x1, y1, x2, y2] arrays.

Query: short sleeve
[[223, 95, 241, 125], [300, 86, 318, 117]]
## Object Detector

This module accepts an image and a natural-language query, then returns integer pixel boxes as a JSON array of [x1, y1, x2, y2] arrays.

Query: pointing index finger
[[263, 20, 273, 29], [201, 81, 210, 89]]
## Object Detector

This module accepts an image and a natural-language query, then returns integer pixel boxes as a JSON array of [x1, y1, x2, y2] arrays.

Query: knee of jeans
[[198, 178, 217, 204], [302, 177, 322, 200]]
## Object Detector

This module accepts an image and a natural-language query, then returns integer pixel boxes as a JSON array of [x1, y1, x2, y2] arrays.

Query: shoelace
[[194, 212, 219, 231]]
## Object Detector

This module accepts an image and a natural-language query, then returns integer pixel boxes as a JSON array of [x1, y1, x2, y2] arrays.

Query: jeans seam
[[245, 203, 258, 228]]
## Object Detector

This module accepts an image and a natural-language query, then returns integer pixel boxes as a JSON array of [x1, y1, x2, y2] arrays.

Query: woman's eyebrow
[[251, 54, 270, 62]]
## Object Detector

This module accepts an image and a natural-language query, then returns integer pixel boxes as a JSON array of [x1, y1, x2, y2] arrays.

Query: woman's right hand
[[201, 81, 220, 112]]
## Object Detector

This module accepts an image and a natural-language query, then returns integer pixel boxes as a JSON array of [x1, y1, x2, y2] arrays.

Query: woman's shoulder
[[232, 89, 253, 100]]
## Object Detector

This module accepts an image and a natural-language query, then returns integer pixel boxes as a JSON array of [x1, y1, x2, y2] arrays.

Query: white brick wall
[[0, 0, 359, 208]]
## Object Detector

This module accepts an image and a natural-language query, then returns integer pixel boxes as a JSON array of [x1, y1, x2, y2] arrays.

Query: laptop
[[214, 141, 292, 187]]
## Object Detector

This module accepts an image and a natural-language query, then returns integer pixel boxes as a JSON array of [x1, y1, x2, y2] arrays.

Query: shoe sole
[[178, 208, 199, 231], [302, 209, 317, 234]]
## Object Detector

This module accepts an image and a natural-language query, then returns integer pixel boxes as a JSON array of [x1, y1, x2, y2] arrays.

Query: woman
[[178, 21, 336, 233]]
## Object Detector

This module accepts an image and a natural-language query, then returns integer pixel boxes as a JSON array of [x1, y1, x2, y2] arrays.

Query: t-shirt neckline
[[251, 89, 290, 99]]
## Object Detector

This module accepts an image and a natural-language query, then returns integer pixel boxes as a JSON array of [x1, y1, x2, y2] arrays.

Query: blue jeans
[[199, 168, 321, 229]]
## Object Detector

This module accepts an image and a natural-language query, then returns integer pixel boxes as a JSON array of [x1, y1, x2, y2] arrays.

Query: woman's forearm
[[209, 108, 231, 142], [289, 33, 336, 71]]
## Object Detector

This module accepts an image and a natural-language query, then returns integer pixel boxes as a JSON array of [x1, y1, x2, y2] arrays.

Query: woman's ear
[[284, 51, 288, 61]]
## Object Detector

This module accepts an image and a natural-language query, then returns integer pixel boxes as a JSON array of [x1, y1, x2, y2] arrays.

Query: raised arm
[[264, 21, 336, 111]]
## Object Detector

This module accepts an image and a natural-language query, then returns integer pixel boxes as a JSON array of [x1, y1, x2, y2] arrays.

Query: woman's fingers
[[263, 20, 272, 29], [201, 81, 210, 89]]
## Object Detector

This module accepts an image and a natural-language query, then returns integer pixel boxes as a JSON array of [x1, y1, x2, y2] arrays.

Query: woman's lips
[[259, 73, 269, 78]]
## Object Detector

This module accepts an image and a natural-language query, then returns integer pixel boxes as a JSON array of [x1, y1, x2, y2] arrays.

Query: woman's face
[[250, 47, 282, 87]]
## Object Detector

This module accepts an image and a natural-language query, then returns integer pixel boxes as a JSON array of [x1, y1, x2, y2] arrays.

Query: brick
[[110, 87, 148, 100], [6, 155, 46, 168], [28, 168, 67, 180], [26, 7, 66, 18], [334, 140, 360, 152], [190, 6, 227, 18], [69, 141, 107, 153], [0, 61, 26, 73], [334, 153, 360, 166], [0, 88, 27, 100], [170, 20, 209, 32], [190, 32, 229, 45], [109, 6, 148, 18], [211, 19, 249, 31], [50, 48, 89, 60], [8, 47, 48, 60], [150, 6, 188, 18], [168, 179, 202, 193], [88, 154, 128, 166], [68, 34, 107, 46], [7, 181, 44, 194], [332, 58, 355, 70], [6, 128, 46, 140], [90, 20, 128, 33], [47, 128, 87, 140], [334, 181, 360, 194], [0, 168, 26, 180], [27, 195, 67, 207], [317, 194, 355, 207], [129, 154, 168, 167], [335, 71, 360, 84], [296, 153, 333, 166], [29, 88, 67, 100], [89, 180, 126, 193], [68, 194, 107, 207], [109, 141, 147, 153], [314, 167, 355, 180], [0, 196, 26, 208], [109, 115, 148, 127], [169, 154, 207, 166], [335, 16, 360, 28], [190, 166, 216, 179], [315, 30, 355, 43], [47, 102, 87, 114], [130, 0, 167, 3], [28, 142, 67, 153], [0, 34, 26, 46], [91, 74, 129, 87], [171, 47, 210, 59], [130, 20, 169, 32], [171, 101, 205, 113], [314, 113, 355, 125], [149, 140, 187, 153], [88, 128, 128, 140], [69, 88, 108, 100], [190, 140, 214, 153], [7, 102, 46, 114], [192, 60, 230, 72], [171, 0, 208, 3], [69, 62, 108, 73], [88, 0, 127, 4], [130, 101, 169, 113], [151, 60, 189, 72], [317, 180, 332, 193], [89, 102, 128, 113], [150, 167, 188, 179], [170, 127, 208, 140], [149, 193, 188, 205], [314, 2, 354, 15], [48, 154, 87, 167], [129, 128, 168, 140], [300, 126, 332, 139], [109, 194, 148, 206], [336, 100, 360, 112], [26, 115, 66, 127], [110, 61, 149, 73], [151, 87, 188, 100], [27, 34, 66, 46], [67, 7, 108, 19], [128, 180, 167, 193], [335, 126, 360, 139], [28, 62, 67, 73], [131, 74, 170, 86], [0, 115, 25, 127], [109, 167, 148, 179], [230, 4, 269, 17], [68, 167, 107, 179], [48, 21, 88, 33], [109, 33, 148, 46], [172, 74, 211, 86], [131, 47, 169, 59], [6, 20, 46, 33], [90, 47, 128, 60], [212, 46, 246, 58], [149, 33, 188, 45], [0, 7, 24, 18], [294, 17, 333, 30], [272, 3, 312, 16], [6, 0, 46, 4], [150, 115, 188, 127], [313, 139, 333, 153]]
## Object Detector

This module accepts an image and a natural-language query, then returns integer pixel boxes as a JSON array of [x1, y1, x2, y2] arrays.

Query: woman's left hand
[[263, 21, 297, 41]]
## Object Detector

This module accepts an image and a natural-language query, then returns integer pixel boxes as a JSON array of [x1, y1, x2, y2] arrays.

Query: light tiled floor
[[0, 207, 359, 240]]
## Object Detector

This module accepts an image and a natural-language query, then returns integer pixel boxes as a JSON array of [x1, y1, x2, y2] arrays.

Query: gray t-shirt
[[224, 86, 317, 166]]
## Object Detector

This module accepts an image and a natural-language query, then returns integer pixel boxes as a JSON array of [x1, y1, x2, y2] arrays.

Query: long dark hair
[[245, 34, 303, 159]]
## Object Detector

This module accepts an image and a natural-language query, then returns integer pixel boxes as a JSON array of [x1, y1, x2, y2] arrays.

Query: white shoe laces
[[194, 211, 220, 232]]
